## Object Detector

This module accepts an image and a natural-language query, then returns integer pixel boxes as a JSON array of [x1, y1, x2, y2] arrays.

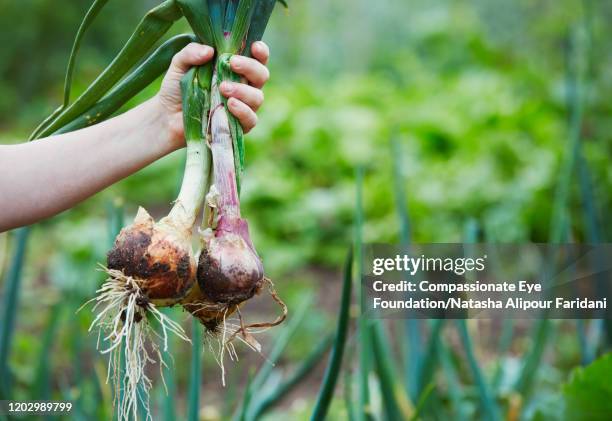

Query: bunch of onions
[[87, 65, 210, 420], [177, 0, 288, 379], [82, 0, 287, 417], [180, 60, 287, 376]]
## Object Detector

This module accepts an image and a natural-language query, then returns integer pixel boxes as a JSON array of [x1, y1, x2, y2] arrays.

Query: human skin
[[0, 42, 270, 232]]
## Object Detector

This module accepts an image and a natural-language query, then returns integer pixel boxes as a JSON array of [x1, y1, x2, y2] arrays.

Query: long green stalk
[[250, 333, 334, 419], [238, 374, 254, 421], [459, 220, 500, 421], [0, 227, 29, 400], [248, 293, 313, 393], [63, 0, 112, 106], [416, 319, 444, 397], [234, 294, 313, 420], [370, 321, 405, 420], [36, 0, 182, 139], [390, 136, 423, 402], [310, 249, 353, 421], [33, 304, 64, 400], [438, 341, 468, 421], [355, 167, 372, 421], [244, 0, 279, 58], [181, 63, 211, 421], [106, 201, 126, 421], [30, 0, 111, 139], [187, 319, 202, 421], [576, 0, 608, 354], [516, 27, 583, 396], [484, 237, 515, 392], [58, 34, 196, 135], [344, 368, 358, 421], [456, 320, 500, 421], [491, 319, 513, 391], [178, 0, 214, 44]]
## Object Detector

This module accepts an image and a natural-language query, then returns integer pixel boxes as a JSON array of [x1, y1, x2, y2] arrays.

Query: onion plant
[[22, 1, 288, 419]]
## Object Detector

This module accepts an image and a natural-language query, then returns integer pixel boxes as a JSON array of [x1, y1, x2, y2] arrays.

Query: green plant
[[311, 249, 353, 420], [0, 227, 29, 400], [3, 1, 289, 418]]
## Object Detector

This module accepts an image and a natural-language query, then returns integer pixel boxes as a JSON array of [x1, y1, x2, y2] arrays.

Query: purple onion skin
[[197, 215, 263, 304], [195, 82, 266, 305]]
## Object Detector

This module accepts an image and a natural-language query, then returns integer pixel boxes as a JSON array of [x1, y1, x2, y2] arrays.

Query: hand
[[157, 42, 271, 148]]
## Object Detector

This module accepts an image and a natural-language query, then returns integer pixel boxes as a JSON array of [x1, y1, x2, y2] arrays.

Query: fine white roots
[[188, 278, 287, 386], [83, 267, 190, 421]]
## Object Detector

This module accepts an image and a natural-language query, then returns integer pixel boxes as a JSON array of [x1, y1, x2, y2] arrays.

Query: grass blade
[[576, 0, 611, 348], [370, 320, 410, 420], [460, 219, 500, 420], [344, 369, 358, 421], [491, 319, 514, 391], [235, 293, 313, 418], [310, 249, 353, 421], [238, 374, 254, 421], [33, 304, 64, 400], [30, 0, 111, 139], [355, 166, 372, 420], [514, 318, 555, 395], [516, 27, 584, 396], [228, 0, 256, 53], [187, 318, 202, 421], [438, 341, 468, 420], [58, 34, 196, 135], [161, 334, 177, 419], [548, 29, 583, 245], [249, 292, 313, 393], [391, 137, 412, 247], [177, 0, 214, 45], [416, 319, 444, 398], [37, 0, 182, 139], [105, 201, 126, 420], [390, 136, 423, 401], [456, 320, 500, 421], [409, 382, 435, 421], [0, 233, 7, 280], [250, 333, 334, 419], [63, 0, 111, 107], [224, 0, 240, 33], [244, 0, 278, 57], [208, 0, 226, 49], [0, 227, 30, 399]]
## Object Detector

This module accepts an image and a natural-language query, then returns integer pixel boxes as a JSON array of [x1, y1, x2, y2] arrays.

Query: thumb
[[169, 43, 214, 75]]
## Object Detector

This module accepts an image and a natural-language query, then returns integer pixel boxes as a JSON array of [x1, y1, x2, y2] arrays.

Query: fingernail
[[228, 97, 238, 107], [230, 55, 243, 69], [221, 81, 233, 94]]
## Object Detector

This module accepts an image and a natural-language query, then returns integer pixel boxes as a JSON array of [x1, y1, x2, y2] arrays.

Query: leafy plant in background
[[1, 0, 611, 419], [2, 0, 289, 419]]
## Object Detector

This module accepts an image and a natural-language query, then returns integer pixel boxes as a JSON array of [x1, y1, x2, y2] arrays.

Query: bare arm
[[0, 42, 270, 232]]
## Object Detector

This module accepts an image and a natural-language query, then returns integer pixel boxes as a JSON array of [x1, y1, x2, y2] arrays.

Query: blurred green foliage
[[0, 0, 610, 419]]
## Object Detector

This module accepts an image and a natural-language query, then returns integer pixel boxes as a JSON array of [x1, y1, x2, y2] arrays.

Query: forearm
[[0, 97, 178, 232]]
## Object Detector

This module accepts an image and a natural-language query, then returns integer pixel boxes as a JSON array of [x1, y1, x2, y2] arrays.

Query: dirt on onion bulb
[[106, 207, 195, 305]]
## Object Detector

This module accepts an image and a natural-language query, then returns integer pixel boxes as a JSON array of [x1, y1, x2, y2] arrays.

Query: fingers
[[251, 41, 270, 65], [224, 42, 270, 132], [165, 41, 269, 133], [220, 81, 264, 111], [230, 55, 270, 89], [170, 43, 214, 73], [227, 98, 258, 133]]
